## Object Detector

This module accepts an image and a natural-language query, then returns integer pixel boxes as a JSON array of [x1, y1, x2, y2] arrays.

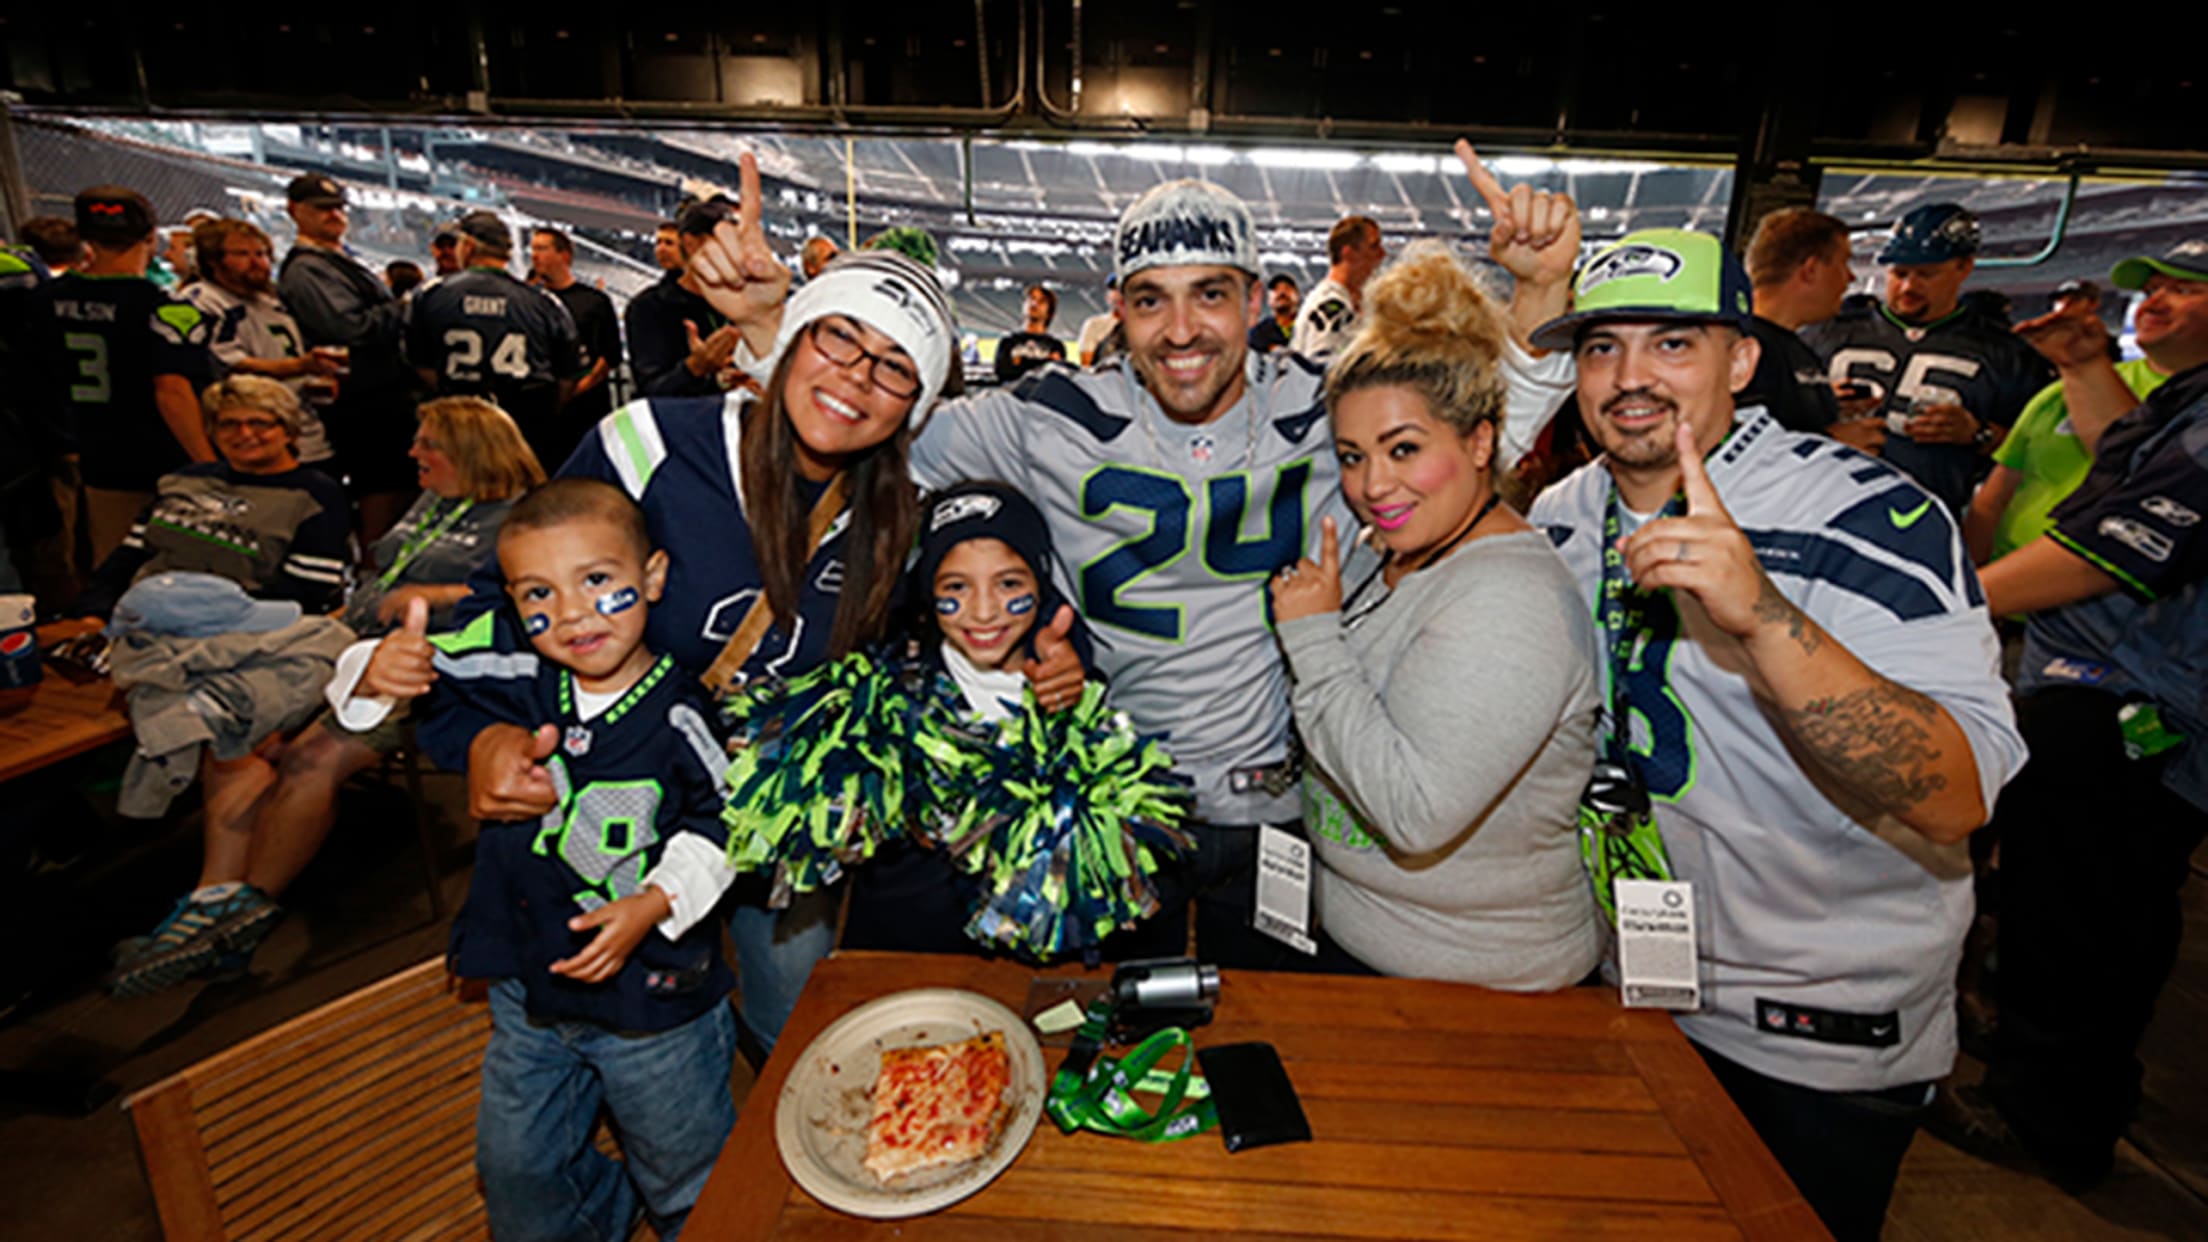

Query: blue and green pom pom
[[919, 682, 1193, 959]]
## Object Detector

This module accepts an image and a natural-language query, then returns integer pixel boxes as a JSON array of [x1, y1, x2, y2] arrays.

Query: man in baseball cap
[[1951, 240, 2208, 1190], [278, 170, 417, 542], [1804, 202, 2052, 518], [1529, 227, 1755, 352], [452, 210, 512, 262], [284, 173, 345, 210], [2110, 237, 2208, 289], [75, 186, 158, 248], [1528, 227, 2024, 1240]]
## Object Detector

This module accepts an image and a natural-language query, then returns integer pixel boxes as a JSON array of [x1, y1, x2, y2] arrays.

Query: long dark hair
[[741, 349, 921, 660]]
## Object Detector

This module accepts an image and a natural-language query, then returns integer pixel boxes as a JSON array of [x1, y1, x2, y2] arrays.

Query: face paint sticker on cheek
[[1004, 594, 1037, 616], [525, 613, 550, 636], [596, 586, 640, 616], [934, 596, 961, 616]]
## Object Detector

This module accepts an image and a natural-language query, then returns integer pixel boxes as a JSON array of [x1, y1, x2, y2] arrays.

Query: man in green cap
[[1527, 229, 2026, 1242], [1944, 237, 2208, 1193], [1966, 242, 2208, 566]]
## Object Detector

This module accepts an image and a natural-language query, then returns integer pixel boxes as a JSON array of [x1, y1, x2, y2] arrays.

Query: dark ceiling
[[5, 6, 2203, 168]]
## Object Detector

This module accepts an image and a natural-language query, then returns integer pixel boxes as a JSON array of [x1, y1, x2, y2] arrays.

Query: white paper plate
[[773, 987, 1047, 1219]]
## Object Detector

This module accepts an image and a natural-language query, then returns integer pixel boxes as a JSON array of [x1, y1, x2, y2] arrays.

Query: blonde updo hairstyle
[[1322, 241, 1512, 462]]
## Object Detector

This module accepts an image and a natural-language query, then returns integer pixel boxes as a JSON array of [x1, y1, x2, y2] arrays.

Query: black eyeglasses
[[214, 415, 285, 437], [806, 318, 922, 400]]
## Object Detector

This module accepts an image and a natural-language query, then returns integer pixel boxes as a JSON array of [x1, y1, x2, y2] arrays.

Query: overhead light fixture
[[1487, 156, 1556, 177], [1372, 154, 1441, 175], [1249, 148, 1362, 170], [1184, 146, 1237, 165]]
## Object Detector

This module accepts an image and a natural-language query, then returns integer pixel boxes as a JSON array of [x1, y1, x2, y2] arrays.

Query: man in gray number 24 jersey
[[707, 149, 1582, 966]]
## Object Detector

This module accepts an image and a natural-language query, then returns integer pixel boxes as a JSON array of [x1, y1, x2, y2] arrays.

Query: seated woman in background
[[78, 375, 353, 620], [1268, 244, 1603, 991], [105, 395, 543, 998]]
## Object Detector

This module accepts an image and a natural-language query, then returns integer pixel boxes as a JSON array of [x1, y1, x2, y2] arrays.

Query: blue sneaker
[[105, 886, 280, 998]]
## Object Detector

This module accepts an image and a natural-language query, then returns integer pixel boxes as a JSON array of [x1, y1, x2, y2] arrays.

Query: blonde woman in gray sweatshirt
[[1270, 243, 1603, 990]]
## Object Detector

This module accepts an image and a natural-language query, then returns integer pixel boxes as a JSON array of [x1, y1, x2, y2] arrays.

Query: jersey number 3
[[1080, 461, 1312, 640]]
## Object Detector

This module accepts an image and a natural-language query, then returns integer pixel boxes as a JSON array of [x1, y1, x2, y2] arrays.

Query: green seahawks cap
[[2110, 239, 2208, 290], [1529, 228, 1755, 352]]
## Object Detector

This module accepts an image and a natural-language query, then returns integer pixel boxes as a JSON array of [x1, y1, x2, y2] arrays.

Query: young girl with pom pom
[[722, 479, 1194, 961], [838, 480, 1098, 955]]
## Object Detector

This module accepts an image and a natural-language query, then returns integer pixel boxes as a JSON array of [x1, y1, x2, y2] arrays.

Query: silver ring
[[1278, 565, 1298, 580], [1676, 540, 1692, 563]]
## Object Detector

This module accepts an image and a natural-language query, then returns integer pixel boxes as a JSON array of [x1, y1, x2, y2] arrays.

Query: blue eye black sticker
[[596, 587, 639, 616], [525, 613, 550, 636], [1005, 593, 1037, 616], [934, 596, 961, 615]]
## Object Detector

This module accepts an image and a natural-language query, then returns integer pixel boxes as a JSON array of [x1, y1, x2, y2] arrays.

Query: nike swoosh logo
[[1889, 500, 1932, 529]]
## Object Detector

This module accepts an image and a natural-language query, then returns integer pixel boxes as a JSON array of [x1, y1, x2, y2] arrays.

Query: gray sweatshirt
[[1279, 529, 1603, 991]]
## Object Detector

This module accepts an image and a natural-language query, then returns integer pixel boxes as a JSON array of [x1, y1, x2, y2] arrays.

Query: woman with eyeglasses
[[103, 395, 547, 999], [346, 155, 971, 1063], [77, 375, 353, 618], [78, 375, 354, 996]]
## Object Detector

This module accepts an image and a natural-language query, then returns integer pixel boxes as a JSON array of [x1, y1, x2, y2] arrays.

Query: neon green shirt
[[1989, 357, 2168, 561]]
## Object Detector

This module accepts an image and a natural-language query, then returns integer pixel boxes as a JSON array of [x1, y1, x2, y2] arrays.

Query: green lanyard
[[1577, 489, 1680, 918], [1044, 994, 1216, 1143], [1596, 488, 1685, 741], [376, 497, 474, 591]]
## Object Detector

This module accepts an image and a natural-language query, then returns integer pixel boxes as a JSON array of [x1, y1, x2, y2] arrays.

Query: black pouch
[[1197, 1041, 1311, 1152]]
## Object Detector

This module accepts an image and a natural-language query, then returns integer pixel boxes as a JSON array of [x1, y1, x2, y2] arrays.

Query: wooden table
[[0, 619, 129, 784], [690, 951, 1828, 1241]]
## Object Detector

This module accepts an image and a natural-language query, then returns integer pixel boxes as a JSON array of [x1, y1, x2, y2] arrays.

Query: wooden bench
[[126, 958, 497, 1241], [127, 958, 666, 1241]]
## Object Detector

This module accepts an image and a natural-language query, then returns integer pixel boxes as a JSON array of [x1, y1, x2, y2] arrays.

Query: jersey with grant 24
[[407, 267, 582, 390], [910, 350, 1354, 823]]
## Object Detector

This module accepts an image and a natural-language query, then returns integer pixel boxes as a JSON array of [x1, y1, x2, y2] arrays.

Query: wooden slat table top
[[689, 951, 1828, 1242], [0, 619, 128, 785]]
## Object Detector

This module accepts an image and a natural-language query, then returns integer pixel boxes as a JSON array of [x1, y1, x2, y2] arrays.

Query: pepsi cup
[[0, 594, 38, 689]]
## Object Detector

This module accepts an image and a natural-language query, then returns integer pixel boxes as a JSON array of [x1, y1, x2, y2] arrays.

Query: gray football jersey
[[1531, 408, 2028, 1091], [913, 353, 1347, 823], [912, 347, 1572, 825]]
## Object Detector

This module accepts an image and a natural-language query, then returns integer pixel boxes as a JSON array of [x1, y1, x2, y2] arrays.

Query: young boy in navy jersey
[[365, 478, 737, 1242]]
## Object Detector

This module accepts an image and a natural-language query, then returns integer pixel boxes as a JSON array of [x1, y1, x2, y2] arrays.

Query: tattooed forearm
[[1752, 576, 1823, 656], [1783, 680, 1950, 812]]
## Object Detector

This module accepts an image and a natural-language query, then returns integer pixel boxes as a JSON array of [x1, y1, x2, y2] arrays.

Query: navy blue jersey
[[414, 393, 854, 770], [26, 272, 215, 488], [1743, 315, 1840, 434], [408, 268, 584, 401], [1803, 300, 2052, 515], [2021, 363, 2208, 811], [440, 647, 735, 1031], [79, 461, 353, 617]]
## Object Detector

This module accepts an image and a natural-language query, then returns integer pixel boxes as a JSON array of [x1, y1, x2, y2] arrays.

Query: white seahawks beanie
[[770, 250, 958, 424], [1114, 180, 1260, 281]]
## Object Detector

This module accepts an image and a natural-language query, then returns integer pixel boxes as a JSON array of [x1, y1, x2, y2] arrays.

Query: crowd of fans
[[2, 139, 2205, 1242]]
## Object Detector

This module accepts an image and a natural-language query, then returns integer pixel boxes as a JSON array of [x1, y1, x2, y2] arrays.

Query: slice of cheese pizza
[[863, 1031, 1013, 1183]]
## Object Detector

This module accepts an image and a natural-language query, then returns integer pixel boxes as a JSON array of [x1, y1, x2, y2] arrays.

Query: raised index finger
[[737, 150, 766, 242], [1454, 139, 1512, 219], [1673, 420, 1726, 517]]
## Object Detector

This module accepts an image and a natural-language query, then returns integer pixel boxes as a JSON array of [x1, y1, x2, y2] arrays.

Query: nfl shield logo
[[564, 726, 593, 756], [1189, 433, 1215, 463]]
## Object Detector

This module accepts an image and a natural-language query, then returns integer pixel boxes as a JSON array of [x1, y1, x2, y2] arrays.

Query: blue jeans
[[728, 884, 839, 1052], [477, 980, 737, 1242]]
